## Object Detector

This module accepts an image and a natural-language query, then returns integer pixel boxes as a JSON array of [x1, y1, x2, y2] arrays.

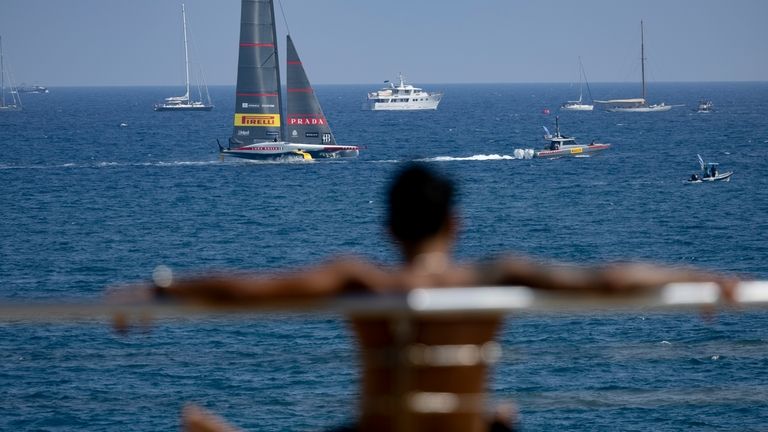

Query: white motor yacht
[[364, 73, 442, 110]]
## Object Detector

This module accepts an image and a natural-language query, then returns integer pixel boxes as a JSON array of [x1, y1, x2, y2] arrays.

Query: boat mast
[[269, 0, 284, 140], [640, 20, 646, 102], [580, 57, 594, 103], [181, 4, 191, 101], [577, 57, 583, 103], [1, 36, 5, 107]]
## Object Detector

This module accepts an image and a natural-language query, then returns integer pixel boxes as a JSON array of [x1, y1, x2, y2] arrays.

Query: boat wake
[[416, 152, 534, 163], [0, 161, 221, 170]]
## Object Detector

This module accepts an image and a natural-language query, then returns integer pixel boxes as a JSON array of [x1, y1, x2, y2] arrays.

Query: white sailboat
[[219, 0, 359, 161], [0, 36, 22, 112], [154, 4, 213, 112], [595, 21, 673, 113], [561, 57, 594, 111]]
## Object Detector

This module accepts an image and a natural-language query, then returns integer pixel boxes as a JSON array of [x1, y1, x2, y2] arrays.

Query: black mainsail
[[285, 35, 335, 146], [231, 0, 283, 146], [221, 0, 359, 160]]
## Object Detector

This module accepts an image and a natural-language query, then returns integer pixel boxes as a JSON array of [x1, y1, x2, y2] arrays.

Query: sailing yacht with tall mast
[[595, 21, 672, 112], [219, 0, 359, 161], [154, 4, 213, 112], [561, 57, 594, 111], [0, 36, 22, 112]]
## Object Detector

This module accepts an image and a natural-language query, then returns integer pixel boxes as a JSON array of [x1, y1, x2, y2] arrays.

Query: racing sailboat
[[219, 0, 359, 161], [595, 21, 672, 112]]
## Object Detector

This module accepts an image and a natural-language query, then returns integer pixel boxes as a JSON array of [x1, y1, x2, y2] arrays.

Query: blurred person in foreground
[[112, 163, 735, 432]]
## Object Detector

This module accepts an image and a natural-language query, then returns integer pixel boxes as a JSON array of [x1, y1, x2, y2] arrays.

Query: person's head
[[387, 164, 456, 255]]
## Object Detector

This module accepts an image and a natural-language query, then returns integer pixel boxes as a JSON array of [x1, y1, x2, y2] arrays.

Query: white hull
[[608, 104, 672, 113], [365, 74, 442, 110], [535, 143, 610, 158], [221, 141, 359, 161], [686, 171, 734, 184], [154, 101, 213, 111], [561, 103, 594, 111], [366, 94, 442, 111]]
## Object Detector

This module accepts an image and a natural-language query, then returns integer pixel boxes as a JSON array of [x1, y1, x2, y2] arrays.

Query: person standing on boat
[[111, 164, 735, 432]]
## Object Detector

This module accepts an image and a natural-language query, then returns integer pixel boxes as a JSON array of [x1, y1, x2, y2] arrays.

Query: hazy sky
[[1, 0, 766, 86]]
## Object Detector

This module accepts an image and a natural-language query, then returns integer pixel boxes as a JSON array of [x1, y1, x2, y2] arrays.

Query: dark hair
[[387, 164, 455, 244]]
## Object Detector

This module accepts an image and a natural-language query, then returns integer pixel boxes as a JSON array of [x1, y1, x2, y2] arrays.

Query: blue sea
[[1, 82, 767, 430]]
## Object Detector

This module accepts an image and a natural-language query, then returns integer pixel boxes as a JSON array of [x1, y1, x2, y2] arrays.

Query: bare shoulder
[[318, 256, 401, 294], [182, 404, 242, 432]]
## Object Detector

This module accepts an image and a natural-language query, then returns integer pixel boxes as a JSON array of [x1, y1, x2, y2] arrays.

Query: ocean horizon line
[[27, 80, 768, 89]]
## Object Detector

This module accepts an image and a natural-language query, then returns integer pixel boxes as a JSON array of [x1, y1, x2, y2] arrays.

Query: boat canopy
[[594, 98, 645, 105]]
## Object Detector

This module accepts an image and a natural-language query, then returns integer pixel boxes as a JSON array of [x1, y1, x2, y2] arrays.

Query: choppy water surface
[[1, 83, 767, 430]]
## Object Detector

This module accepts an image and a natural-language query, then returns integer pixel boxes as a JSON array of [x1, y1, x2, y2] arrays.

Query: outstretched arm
[[478, 255, 736, 295], [111, 257, 395, 307]]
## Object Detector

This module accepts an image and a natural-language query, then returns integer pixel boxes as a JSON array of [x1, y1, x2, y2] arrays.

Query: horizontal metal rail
[[0, 281, 766, 322]]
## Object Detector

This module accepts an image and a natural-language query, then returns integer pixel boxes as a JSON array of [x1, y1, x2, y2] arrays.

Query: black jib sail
[[285, 35, 336, 146]]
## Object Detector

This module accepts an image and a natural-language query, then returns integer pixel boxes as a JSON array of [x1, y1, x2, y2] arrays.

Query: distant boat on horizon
[[0, 35, 22, 112], [595, 21, 673, 113], [17, 84, 48, 94], [560, 57, 594, 111], [697, 99, 714, 113], [154, 4, 213, 112], [364, 73, 442, 110]]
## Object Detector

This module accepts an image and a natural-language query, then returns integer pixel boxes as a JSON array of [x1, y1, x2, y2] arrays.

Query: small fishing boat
[[534, 117, 610, 158], [686, 155, 733, 183], [697, 100, 714, 113]]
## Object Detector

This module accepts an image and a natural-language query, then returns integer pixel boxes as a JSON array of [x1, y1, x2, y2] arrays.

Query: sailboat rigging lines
[[561, 57, 594, 111], [154, 4, 213, 112], [0, 36, 22, 112], [594, 21, 673, 113], [219, 0, 359, 161]]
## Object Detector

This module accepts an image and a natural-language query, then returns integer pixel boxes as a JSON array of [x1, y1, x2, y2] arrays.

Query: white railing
[[2, 282, 766, 432], [0, 281, 766, 321]]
